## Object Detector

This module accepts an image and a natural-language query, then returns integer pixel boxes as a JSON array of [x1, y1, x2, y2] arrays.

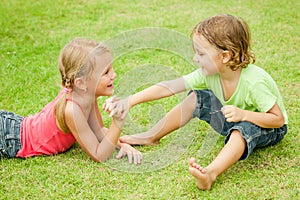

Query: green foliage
[[0, 0, 299, 199]]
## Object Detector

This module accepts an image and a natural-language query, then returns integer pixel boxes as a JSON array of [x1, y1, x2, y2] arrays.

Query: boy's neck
[[219, 67, 242, 82], [219, 67, 242, 101]]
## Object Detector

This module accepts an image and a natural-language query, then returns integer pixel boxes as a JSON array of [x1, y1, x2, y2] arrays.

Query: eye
[[104, 68, 110, 75], [197, 51, 205, 56]]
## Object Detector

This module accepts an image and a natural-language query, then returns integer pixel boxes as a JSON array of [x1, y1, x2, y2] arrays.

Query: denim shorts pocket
[[4, 133, 22, 158], [0, 110, 23, 158]]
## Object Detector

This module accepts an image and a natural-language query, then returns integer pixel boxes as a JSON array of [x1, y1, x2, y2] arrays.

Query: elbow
[[157, 80, 172, 90], [157, 80, 181, 96], [277, 116, 285, 127], [273, 115, 285, 128], [96, 158, 106, 163], [89, 155, 104, 163], [93, 156, 109, 163], [89, 150, 112, 163], [94, 149, 115, 163]]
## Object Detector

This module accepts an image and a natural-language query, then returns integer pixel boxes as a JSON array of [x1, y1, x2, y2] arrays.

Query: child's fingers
[[119, 105, 129, 120], [115, 104, 123, 116], [116, 149, 124, 159], [133, 152, 143, 165], [221, 106, 228, 114], [108, 103, 115, 112], [109, 106, 120, 117], [133, 154, 138, 165], [120, 110, 128, 119], [109, 110, 116, 117], [117, 145, 142, 165], [221, 106, 233, 115], [109, 102, 121, 114], [127, 152, 133, 164], [102, 102, 112, 112], [109, 104, 121, 117], [103, 96, 120, 111], [102, 104, 109, 112], [109, 104, 126, 118]]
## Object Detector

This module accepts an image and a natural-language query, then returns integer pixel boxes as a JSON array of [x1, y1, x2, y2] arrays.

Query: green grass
[[1, 0, 299, 199]]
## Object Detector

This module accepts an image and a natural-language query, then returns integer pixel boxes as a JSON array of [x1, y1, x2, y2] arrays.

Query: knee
[[229, 130, 246, 147], [185, 91, 197, 110]]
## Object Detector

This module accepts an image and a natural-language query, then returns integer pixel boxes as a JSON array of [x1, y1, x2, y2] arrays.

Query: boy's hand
[[222, 105, 245, 122], [116, 142, 143, 165]]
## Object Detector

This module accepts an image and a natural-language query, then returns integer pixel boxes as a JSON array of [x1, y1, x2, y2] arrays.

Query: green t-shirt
[[183, 64, 288, 124]]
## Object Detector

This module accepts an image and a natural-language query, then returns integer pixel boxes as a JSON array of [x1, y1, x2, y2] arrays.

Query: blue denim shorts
[[189, 90, 287, 160], [0, 110, 23, 158]]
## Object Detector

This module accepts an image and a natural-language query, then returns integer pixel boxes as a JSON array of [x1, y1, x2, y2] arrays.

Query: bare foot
[[119, 133, 160, 146], [188, 157, 215, 190]]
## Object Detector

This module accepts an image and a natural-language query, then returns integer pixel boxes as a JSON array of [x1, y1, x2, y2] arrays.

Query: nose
[[193, 53, 199, 62], [111, 70, 117, 80]]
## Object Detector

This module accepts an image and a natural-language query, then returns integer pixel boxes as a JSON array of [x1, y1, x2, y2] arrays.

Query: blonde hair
[[192, 14, 255, 70], [55, 38, 110, 133]]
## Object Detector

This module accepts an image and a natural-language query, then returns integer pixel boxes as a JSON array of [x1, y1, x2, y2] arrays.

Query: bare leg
[[120, 92, 197, 145], [189, 130, 246, 190]]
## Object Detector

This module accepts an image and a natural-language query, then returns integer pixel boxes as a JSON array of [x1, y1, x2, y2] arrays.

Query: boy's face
[[192, 34, 224, 76]]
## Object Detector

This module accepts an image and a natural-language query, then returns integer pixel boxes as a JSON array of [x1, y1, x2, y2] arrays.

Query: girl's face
[[192, 34, 224, 76], [90, 53, 117, 97]]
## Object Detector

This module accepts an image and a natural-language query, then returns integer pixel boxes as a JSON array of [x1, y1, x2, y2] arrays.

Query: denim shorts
[[189, 90, 287, 160], [0, 110, 23, 158]]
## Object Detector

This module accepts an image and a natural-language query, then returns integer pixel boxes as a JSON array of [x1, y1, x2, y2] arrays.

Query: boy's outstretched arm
[[103, 77, 186, 118], [130, 77, 186, 106]]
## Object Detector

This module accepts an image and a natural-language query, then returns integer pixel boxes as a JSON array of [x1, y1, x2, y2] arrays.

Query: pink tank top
[[17, 90, 76, 158]]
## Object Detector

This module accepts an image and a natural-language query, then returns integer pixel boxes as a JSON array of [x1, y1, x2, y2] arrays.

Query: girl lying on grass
[[0, 38, 142, 165]]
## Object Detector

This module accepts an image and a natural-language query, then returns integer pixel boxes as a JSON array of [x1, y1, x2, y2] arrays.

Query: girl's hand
[[102, 96, 119, 113], [103, 97, 131, 119], [116, 142, 143, 165], [222, 105, 245, 122]]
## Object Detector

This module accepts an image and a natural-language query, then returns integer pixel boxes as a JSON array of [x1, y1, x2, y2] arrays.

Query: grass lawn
[[0, 0, 299, 199]]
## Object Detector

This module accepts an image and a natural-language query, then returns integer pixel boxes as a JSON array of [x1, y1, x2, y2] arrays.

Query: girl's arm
[[87, 100, 142, 164], [222, 102, 285, 128], [65, 101, 121, 162], [87, 100, 107, 142]]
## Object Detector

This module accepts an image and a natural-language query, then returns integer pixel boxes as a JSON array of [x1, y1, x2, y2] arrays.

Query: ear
[[221, 50, 231, 64], [73, 77, 87, 91]]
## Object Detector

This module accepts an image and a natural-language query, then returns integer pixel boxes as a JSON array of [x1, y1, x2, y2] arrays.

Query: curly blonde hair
[[55, 38, 110, 133], [192, 14, 255, 70]]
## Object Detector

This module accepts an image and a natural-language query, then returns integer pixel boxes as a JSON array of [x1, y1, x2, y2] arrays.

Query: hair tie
[[64, 87, 70, 94]]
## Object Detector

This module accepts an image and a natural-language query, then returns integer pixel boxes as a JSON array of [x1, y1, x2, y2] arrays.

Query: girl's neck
[[68, 89, 95, 106]]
